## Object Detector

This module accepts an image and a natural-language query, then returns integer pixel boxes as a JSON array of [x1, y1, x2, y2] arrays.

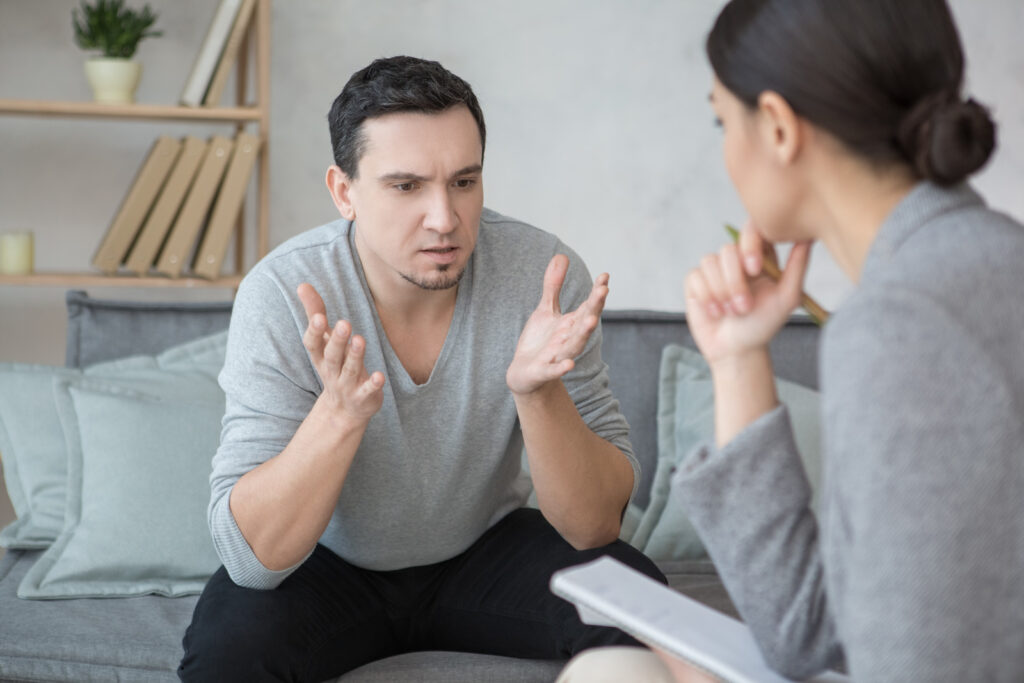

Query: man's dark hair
[[707, 0, 995, 185], [327, 56, 486, 179]]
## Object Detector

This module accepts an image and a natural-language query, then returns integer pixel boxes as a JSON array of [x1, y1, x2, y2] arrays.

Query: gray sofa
[[0, 291, 820, 682]]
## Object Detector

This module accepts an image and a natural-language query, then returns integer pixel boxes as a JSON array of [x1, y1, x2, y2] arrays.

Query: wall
[[1, 0, 1022, 364]]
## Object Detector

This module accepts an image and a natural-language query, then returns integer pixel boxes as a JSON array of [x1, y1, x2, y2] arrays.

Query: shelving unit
[[0, 0, 271, 291]]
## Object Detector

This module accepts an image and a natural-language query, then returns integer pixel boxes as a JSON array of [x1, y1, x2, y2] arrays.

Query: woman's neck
[[808, 153, 918, 283]]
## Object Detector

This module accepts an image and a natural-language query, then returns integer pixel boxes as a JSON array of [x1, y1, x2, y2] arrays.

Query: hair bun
[[898, 92, 996, 185]]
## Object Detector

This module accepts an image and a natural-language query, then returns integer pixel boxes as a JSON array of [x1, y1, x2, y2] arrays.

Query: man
[[179, 56, 664, 681]]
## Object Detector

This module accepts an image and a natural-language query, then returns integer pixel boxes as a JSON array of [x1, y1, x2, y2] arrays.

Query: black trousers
[[178, 508, 665, 682]]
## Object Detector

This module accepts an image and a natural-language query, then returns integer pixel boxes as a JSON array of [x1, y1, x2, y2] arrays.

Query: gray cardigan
[[673, 183, 1024, 681]]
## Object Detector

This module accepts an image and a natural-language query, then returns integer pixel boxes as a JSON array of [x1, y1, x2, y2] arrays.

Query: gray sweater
[[673, 183, 1024, 681], [209, 209, 637, 588]]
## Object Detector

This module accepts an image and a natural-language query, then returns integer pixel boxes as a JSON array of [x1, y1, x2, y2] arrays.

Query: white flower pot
[[84, 58, 142, 104]]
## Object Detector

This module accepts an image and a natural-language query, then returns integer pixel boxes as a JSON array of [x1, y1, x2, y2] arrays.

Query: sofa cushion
[[0, 333, 229, 553], [599, 311, 819, 509], [0, 364, 82, 549], [630, 344, 823, 561], [18, 368, 224, 599], [65, 290, 232, 368]]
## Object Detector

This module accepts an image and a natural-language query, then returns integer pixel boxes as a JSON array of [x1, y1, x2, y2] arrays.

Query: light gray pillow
[[0, 331, 227, 551], [18, 368, 225, 599], [632, 344, 822, 560], [0, 365, 82, 549]]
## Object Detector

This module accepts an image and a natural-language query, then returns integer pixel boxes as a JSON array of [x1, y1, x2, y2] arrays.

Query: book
[[155, 135, 235, 278], [550, 556, 849, 683], [92, 136, 182, 274], [192, 131, 261, 279], [201, 0, 257, 107], [179, 0, 244, 107], [123, 136, 209, 275]]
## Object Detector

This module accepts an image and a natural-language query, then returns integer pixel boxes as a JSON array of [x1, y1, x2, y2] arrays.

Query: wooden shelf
[[0, 0, 271, 296], [0, 99, 261, 123], [0, 272, 242, 289]]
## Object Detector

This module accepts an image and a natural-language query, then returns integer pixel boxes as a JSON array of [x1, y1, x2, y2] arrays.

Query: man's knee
[[178, 570, 295, 682]]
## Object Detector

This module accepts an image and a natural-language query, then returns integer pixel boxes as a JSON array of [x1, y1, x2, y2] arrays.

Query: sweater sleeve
[[671, 405, 844, 679], [819, 289, 1024, 681], [207, 271, 318, 589], [557, 242, 640, 500]]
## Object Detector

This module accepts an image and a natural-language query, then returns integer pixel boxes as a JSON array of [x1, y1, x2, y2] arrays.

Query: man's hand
[[298, 283, 385, 423], [506, 254, 609, 396]]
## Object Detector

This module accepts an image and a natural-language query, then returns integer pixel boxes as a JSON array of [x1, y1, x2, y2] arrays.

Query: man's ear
[[326, 165, 356, 220], [756, 91, 802, 166]]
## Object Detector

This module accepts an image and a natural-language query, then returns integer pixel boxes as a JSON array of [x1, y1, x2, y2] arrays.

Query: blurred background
[[1, 0, 1021, 363]]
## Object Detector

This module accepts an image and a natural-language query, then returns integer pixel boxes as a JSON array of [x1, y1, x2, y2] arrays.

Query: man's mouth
[[421, 246, 459, 264]]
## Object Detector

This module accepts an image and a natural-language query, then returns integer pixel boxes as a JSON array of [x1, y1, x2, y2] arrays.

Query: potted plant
[[73, 0, 162, 104]]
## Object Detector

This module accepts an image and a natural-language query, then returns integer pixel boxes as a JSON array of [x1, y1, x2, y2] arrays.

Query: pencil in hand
[[724, 224, 829, 326]]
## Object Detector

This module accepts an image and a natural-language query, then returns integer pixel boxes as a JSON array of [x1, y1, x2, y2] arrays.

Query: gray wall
[[1, 0, 1022, 364]]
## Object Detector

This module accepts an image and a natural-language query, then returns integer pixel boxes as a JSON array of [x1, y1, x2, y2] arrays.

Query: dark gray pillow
[[65, 290, 233, 368]]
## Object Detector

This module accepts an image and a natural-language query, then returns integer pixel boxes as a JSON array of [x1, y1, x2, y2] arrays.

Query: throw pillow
[[634, 344, 823, 561], [18, 370, 224, 599], [0, 365, 82, 549], [0, 331, 227, 550]]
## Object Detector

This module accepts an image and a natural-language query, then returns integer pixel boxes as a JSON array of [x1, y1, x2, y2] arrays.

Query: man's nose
[[422, 188, 457, 234]]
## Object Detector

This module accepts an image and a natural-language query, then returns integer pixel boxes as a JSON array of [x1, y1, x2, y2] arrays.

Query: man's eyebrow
[[377, 165, 483, 183], [378, 171, 430, 183], [451, 164, 483, 178]]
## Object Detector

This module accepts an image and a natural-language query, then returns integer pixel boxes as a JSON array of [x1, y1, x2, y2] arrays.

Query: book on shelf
[[550, 556, 850, 683], [91, 136, 182, 275], [180, 0, 244, 107], [123, 136, 209, 275], [192, 131, 261, 279], [202, 0, 258, 107], [155, 135, 235, 277]]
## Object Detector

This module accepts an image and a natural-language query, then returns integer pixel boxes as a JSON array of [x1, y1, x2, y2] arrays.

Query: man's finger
[[340, 334, 367, 382], [303, 314, 328, 365], [297, 283, 327, 325], [540, 254, 569, 314], [323, 320, 351, 378]]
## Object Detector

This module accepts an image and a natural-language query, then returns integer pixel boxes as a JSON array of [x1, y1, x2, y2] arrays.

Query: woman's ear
[[326, 165, 356, 220], [757, 91, 802, 166]]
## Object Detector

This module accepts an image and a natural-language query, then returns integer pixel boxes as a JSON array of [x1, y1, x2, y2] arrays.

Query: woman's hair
[[707, 0, 996, 185]]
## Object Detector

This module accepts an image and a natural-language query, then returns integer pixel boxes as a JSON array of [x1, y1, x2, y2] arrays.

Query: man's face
[[341, 105, 484, 293]]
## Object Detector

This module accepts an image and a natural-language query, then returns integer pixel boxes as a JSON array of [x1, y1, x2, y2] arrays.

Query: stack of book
[[181, 0, 258, 108], [92, 131, 261, 279], [91, 0, 261, 279]]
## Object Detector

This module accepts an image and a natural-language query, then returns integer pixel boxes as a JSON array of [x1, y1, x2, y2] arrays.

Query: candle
[[0, 232, 34, 275]]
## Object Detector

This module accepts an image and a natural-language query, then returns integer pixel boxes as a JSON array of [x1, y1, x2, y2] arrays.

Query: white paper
[[551, 556, 849, 683]]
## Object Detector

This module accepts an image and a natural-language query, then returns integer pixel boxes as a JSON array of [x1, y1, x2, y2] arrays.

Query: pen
[[724, 224, 829, 326]]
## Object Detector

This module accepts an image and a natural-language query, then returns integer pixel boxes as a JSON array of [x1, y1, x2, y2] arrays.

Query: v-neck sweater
[[209, 209, 637, 587]]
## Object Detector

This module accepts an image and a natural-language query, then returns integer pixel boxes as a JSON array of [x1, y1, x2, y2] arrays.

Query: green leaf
[[71, 0, 161, 59]]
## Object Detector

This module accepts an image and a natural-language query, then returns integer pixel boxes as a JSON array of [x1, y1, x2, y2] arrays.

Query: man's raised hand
[[506, 254, 609, 396], [298, 283, 385, 423]]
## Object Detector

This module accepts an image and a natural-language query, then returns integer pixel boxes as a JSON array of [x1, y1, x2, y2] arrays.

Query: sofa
[[0, 290, 821, 682]]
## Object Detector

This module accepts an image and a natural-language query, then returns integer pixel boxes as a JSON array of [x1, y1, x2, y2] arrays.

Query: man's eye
[[394, 182, 416, 192], [454, 178, 477, 189]]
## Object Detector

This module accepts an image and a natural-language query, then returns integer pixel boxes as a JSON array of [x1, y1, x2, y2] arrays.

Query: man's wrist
[[309, 394, 373, 437], [509, 377, 561, 405]]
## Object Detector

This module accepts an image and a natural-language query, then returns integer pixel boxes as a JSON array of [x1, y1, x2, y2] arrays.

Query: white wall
[[1, 0, 1022, 364]]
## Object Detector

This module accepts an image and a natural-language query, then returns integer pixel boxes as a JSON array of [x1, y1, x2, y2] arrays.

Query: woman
[[558, 0, 1024, 680]]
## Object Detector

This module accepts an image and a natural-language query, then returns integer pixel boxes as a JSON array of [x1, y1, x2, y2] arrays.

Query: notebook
[[551, 556, 849, 683]]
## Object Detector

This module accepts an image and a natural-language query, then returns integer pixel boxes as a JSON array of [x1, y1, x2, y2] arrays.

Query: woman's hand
[[684, 222, 812, 366]]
